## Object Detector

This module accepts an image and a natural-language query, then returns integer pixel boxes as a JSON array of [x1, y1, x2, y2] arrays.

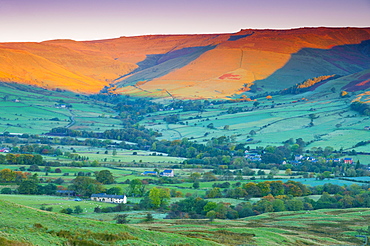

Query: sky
[[0, 0, 369, 42]]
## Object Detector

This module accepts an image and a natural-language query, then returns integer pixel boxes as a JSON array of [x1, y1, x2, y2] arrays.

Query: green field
[[141, 94, 370, 151], [0, 83, 122, 134]]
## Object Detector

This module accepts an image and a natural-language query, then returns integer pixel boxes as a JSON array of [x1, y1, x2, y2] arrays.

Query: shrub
[[60, 208, 73, 214], [1, 188, 12, 194]]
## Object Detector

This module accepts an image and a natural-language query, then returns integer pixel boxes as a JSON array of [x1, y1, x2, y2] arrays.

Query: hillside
[[1, 198, 370, 246], [0, 199, 217, 246], [0, 27, 369, 98]]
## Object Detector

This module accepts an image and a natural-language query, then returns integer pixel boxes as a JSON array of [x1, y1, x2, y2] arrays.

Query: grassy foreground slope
[[0, 199, 218, 246], [136, 208, 370, 246], [2, 197, 370, 246]]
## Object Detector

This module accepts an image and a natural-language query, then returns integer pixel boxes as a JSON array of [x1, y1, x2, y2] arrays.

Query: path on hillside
[[65, 109, 75, 128], [166, 123, 183, 139]]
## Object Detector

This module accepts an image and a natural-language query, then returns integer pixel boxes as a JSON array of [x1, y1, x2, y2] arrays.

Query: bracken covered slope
[[0, 27, 369, 98]]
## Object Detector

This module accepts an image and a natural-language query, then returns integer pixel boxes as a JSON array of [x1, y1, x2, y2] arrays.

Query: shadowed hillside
[[0, 27, 369, 98], [251, 40, 370, 92]]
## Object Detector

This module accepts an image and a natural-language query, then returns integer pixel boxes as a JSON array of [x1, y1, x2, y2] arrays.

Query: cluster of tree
[[93, 186, 171, 213], [18, 179, 57, 195], [8, 169, 115, 196], [354, 140, 370, 148], [167, 182, 370, 220], [0, 168, 30, 183], [151, 136, 236, 159], [13, 144, 63, 156], [205, 180, 310, 199], [167, 100, 210, 112], [94, 203, 131, 213], [0, 153, 43, 165], [0, 134, 124, 149], [351, 101, 370, 115], [163, 114, 180, 124], [67, 170, 115, 197], [60, 205, 83, 214], [89, 93, 163, 126], [281, 75, 337, 94], [48, 127, 160, 149]]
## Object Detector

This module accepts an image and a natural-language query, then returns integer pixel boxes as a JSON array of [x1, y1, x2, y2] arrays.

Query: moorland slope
[[0, 27, 369, 98]]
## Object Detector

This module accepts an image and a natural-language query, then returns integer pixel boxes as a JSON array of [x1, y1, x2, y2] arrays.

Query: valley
[[0, 27, 370, 245]]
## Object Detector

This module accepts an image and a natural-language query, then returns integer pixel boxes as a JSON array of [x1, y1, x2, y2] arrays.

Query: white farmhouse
[[91, 193, 127, 204]]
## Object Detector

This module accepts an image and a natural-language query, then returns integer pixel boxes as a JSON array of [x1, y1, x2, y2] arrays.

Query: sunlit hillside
[[0, 27, 369, 98]]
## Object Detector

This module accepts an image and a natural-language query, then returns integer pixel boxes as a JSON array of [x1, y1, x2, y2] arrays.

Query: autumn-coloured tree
[[340, 90, 349, 98]]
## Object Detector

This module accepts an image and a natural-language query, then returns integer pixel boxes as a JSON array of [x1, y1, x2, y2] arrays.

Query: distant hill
[[0, 27, 369, 98]]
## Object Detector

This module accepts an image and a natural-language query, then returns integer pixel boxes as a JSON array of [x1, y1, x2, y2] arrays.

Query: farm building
[[160, 170, 174, 177], [91, 193, 127, 204], [142, 171, 157, 176], [56, 190, 76, 196], [343, 158, 353, 164], [0, 148, 10, 153]]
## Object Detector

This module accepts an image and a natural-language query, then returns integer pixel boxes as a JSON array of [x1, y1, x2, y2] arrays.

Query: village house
[[56, 190, 76, 196], [343, 158, 353, 164], [0, 147, 10, 153], [91, 193, 127, 204], [142, 171, 158, 176], [160, 169, 174, 177], [295, 155, 304, 161], [245, 152, 262, 162]]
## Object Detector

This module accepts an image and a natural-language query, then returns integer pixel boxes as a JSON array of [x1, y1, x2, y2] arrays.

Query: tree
[[95, 170, 114, 184], [206, 210, 216, 222], [112, 149, 117, 156], [18, 179, 38, 194], [340, 90, 349, 98], [243, 182, 261, 197], [193, 181, 200, 189], [285, 169, 293, 175], [0, 169, 16, 182], [189, 172, 201, 182], [322, 171, 331, 179], [254, 199, 273, 213], [207, 123, 215, 129], [39, 183, 57, 195], [202, 172, 217, 181], [285, 198, 303, 211], [69, 176, 105, 197], [53, 177, 64, 185], [149, 187, 170, 209], [253, 101, 260, 107], [272, 199, 285, 212], [1, 188, 12, 194], [74, 205, 83, 214], [127, 179, 146, 197], [60, 208, 73, 214], [206, 188, 222, 198], [115, 214, 130, 224], [145, 213, 154, 222], [107, 187, 122, 195], [257, 182, 271, 196], [268, 181, 285, 196], [270, 167, 279, 175]]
